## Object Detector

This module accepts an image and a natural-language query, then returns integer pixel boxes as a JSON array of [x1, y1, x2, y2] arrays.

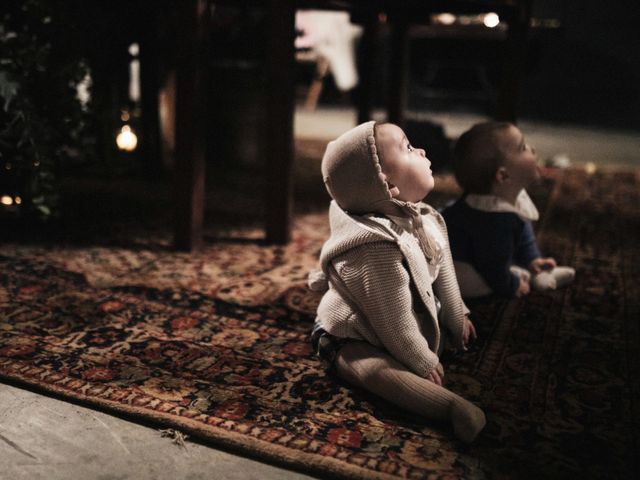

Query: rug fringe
[[159, 428, 189, 447]]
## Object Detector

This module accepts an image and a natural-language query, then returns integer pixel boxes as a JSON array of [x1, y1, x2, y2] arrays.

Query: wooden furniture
[[297, 50, 331, 112], [169, 0, 532, 250], [351, 0, 533, 126]]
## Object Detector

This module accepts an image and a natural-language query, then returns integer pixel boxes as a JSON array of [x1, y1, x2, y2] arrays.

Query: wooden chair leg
[[304, 56, 330, 112]]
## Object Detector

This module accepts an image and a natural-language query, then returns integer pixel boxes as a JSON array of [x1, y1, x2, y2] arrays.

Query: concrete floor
[[0, 383, 315, 480], [1, 105, 638, 480]]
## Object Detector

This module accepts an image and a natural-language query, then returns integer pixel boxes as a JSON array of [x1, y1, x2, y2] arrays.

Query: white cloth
[[295, 10, 362, 91]]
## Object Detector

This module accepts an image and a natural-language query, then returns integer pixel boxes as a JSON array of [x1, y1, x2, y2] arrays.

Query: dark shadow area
[[0, 137, 331, 249]]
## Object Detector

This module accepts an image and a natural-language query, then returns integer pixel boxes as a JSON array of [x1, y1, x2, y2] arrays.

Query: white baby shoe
[[532, 266, 576, 291]]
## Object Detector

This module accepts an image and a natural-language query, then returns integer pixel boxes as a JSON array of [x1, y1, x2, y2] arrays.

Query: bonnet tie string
[[399, 201, 440, 266], [372, 199, 440, 265]]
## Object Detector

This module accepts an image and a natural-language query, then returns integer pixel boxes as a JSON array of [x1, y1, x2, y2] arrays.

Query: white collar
[[464, 189, 539, 222]]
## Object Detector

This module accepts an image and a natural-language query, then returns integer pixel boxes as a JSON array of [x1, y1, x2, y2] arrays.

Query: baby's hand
[[462, 316, 477, 348], [426, 368, 443, 386], [516, 276, 530, 297], [530, 257, 557, 273]]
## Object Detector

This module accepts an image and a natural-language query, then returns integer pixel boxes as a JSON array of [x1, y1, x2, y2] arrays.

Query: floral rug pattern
[[1, 168, 639, 479]]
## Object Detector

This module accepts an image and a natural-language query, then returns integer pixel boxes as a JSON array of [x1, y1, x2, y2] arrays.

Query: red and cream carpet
[[1, 166, 638, 479]]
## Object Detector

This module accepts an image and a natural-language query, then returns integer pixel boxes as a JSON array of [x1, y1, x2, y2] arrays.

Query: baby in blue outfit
[[442, 122, 575, 298]]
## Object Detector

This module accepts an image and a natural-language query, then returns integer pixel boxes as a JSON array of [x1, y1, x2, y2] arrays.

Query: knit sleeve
[[335, 243, 440, 378], [431, 211, 467, 349]]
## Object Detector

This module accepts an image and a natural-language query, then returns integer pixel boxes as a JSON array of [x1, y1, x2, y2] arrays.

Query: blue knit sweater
[[442, 198, 541, 297]]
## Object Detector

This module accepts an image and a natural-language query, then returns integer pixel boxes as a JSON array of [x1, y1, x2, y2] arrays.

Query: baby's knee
[[450, 398, 486, 443]]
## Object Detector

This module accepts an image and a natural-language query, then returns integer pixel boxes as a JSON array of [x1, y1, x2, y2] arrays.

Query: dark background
[[327, 0, 640, 130]]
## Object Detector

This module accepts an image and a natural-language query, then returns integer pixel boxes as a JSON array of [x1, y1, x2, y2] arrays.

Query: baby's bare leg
[[334, 341, 485, 443]]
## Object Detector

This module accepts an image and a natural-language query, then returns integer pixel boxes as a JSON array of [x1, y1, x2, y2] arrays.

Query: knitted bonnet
[[321, 121, 439, 264], [321, 120, 392, 214]]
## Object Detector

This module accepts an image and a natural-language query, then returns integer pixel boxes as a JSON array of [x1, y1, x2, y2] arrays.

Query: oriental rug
[[1, 167, 639, 479]]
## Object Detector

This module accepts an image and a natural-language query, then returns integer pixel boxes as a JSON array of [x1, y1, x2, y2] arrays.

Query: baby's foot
[[451, 398, 486, 443], [532, 271, 556, 290], [551, 266, 575, 288], [532, 266, 575, 290]]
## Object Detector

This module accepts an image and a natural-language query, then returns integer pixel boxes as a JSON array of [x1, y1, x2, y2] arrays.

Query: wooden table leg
[[265, 0, 295, 244], [173, 0, 208, 251]]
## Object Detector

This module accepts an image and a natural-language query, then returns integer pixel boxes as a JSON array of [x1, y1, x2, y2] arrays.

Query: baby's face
[[497, 125, 540, 189], [376, 124, 434, 203]]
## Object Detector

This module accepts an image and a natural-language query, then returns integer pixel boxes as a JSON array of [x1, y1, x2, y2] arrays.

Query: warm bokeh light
[[14, 196, 22, 205], [435, 13, 456, 25], [483, 12, 500, 28], [1, 195, 13, 206], [585, 162, 597, 175], [76, 73, 92, 107], [116, 125, 138, 152]]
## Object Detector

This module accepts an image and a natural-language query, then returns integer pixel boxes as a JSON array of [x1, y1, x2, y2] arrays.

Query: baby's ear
[[495, 167, 509, 184], [380, 172, 400, 197]]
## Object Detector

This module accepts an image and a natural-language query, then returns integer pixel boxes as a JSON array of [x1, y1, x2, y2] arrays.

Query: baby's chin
[[392, 179, 435, 203], [401, 190, 434, 204], [528, 168, 543, 186], [423, 177, 436, 198]]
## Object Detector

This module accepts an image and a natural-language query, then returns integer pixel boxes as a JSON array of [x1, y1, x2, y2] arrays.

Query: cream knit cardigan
[[316, 200, 468, 379]]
